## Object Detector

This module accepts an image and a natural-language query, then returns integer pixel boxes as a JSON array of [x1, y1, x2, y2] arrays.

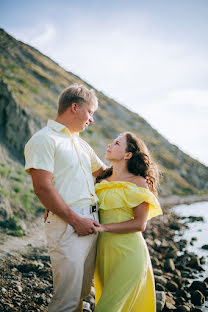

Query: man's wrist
[[69, 213, 81, 227]]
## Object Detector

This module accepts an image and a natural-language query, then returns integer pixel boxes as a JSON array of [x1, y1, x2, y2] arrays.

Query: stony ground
[[0, 205, 208, 312]]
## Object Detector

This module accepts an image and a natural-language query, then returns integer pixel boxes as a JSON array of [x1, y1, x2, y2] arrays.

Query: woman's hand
[[44, 209, 49, 223], [95, 224, 106, 233]]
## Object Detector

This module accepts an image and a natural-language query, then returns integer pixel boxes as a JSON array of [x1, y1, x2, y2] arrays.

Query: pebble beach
[[0, 197, 208, 311]]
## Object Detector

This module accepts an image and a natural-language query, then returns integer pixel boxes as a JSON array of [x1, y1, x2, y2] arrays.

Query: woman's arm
[[96, 201, 149, 234]]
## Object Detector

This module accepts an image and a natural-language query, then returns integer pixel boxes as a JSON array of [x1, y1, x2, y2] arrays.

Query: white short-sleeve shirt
[[24, 120, 105, 208]]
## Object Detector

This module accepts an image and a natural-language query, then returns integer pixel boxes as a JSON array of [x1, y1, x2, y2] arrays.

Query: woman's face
[[105, 135, 128, 161]]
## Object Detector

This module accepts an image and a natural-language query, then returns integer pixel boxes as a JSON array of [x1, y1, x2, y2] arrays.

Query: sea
[[172, 201, 208, 311]]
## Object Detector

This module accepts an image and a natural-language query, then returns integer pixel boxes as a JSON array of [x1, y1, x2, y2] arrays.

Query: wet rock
[[176, 305, 191, 312], [187, 256, 201, 268], [164, 259, 175, 272], [154, 268, 163, 276], [166, 250, 178, 259], [199, 257, 206, 265], [201, 244, 208, 250], [172, 276, 183, 288], [187, 216, 204, 222], [155, 276, 167, 287], [156, 283, 166, 291], [169, 222, 182, 231], [176, 289, 189, 300], [167, 280, 179, 292], [203, 277, 208, 284], [178, 239, 188, 250], [189, 280, 207, 297], [191, 290, 205, 306], [151, 257, 160, 267]]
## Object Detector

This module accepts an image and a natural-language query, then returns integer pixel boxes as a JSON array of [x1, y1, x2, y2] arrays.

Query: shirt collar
[[47, 120, 79, 136]]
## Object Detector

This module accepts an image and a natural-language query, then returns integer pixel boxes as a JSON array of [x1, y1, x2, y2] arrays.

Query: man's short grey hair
[[58, 84, 98, 115]]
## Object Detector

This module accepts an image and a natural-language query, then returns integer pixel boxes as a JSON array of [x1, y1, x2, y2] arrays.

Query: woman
[[94, 132, 162, 312]]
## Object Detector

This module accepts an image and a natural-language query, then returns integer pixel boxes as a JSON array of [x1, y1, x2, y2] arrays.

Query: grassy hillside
[[0, 28, 208, 235]]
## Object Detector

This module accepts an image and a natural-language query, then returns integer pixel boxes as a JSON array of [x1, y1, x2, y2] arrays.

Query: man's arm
[[92, 165, 107, 178], [30, 168, 99, 236]]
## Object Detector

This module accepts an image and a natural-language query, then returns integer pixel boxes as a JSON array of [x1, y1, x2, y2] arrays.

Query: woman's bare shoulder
[[132, 176, 148, 189]]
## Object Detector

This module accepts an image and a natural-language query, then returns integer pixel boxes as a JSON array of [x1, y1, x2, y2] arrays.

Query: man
[[24, 84, 106, 312]]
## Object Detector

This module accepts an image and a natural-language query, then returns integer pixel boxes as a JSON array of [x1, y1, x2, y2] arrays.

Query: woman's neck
[[110, 161, 134, 180]]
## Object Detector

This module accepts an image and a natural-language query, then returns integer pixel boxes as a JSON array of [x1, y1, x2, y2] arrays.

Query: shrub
[[13, 184, 23, 193]]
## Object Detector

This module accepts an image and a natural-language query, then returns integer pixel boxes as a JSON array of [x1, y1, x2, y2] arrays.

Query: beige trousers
[[45, 210, 98, 312]]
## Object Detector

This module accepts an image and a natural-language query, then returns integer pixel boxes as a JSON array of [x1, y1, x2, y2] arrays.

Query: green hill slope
[[0, 28, 208, 235]]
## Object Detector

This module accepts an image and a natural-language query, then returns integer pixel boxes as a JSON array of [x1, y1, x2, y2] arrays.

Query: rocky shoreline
[[0, 196, 208, 311]]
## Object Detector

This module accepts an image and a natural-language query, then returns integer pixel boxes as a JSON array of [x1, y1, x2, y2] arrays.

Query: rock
[[201, 244, 208, 250], [187, 256, 201, 268], [154, 268, 163, 276], [83, 300, 91, 311], [17, 261, 39, 273], [203, 277, 208, 284], [156, 283, 166, 291], [174, 269, 181, 277], [164, 259, 175, 272], [179, 239, 188, 250], [188, 216, 204, 222], [166, 250, 178, 259], [151, 257, 161, 267], [169, 222, 181, 231], [176, 305, 191, 312], [200, 257, 206, 265], [1, 287, 7, 294], [91, 286, 95, 298], [167, 280, 178, 292], [33, 294, 45, 304], [155, 276, 167, 287], [166, 302, 176, 310], [156, 291, 166, 312], [166, 294, 176, 305], [176, 289, 189, 300], [191, 290, 205, 306], [16, 284, 23, 293], [172, 276, 183, 288], [189, 281, 207, 297]]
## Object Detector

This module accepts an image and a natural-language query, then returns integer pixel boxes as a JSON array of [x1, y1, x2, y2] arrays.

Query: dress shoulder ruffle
[[95, 180, 162, 221]]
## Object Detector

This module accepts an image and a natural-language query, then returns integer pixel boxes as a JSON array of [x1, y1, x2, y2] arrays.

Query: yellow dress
[[94, 180, 162, 312]]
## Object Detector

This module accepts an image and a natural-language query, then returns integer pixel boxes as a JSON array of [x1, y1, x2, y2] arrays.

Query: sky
[[1, 0, 208, 165]]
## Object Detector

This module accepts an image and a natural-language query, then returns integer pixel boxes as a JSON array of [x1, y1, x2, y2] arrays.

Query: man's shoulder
[[78, 136, 93, 151], [25, 126, 54, 146]]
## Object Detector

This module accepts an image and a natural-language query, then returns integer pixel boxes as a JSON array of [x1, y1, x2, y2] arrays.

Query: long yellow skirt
[[94, 231, 156, 312]]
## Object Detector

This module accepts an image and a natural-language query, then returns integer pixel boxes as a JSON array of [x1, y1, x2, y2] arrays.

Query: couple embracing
[[24, 84, 162, 312]]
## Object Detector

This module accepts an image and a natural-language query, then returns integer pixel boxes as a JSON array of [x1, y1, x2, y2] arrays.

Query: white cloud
[[29, 24, 56, 49]]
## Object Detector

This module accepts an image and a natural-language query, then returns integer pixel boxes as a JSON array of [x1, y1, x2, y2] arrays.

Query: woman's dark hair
[[96, 132, 159, 196]]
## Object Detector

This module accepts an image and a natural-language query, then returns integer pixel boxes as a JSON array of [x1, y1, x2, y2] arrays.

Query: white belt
[[71, 203, 99, 215]]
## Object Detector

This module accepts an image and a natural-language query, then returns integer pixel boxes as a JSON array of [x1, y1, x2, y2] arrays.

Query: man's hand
[[73, 216, 99, 236]]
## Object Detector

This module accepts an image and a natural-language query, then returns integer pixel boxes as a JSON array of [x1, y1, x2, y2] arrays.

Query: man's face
[[75, 101, 96, 132]]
